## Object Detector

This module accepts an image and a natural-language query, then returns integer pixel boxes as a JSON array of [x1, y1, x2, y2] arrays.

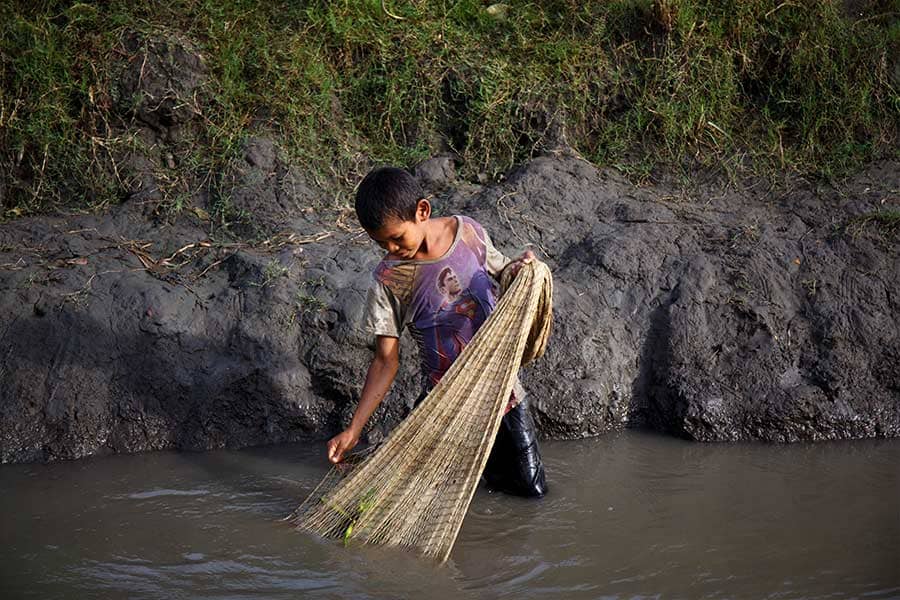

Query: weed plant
[[1, 0, 897, 218]]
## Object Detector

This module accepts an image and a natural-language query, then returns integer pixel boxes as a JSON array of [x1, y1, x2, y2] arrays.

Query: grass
[[848, 207, 900, 237], [1, 0, 898, 219], [248, 257, 289, 288], [295, 277, 328, 314]]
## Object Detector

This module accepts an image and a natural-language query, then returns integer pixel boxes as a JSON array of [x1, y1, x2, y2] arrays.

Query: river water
[[1, 431, 898, 599]]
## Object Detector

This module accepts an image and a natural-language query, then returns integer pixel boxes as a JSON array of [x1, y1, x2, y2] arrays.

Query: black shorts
[[413, 392, 547, 498]]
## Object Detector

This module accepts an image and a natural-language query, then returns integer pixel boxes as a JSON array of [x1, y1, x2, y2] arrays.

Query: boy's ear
[[415, 197, 431, 222]]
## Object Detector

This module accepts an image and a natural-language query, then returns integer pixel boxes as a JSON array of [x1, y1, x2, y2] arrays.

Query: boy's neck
[[415, 216, 457, 261]]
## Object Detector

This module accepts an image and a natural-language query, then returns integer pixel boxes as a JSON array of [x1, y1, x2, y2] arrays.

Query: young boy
[[326, 166, 547, 498]]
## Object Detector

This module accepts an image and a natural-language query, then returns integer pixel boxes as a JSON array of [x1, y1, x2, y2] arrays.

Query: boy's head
[[355, 167, 424, 230], [355, 167, 431, 260]]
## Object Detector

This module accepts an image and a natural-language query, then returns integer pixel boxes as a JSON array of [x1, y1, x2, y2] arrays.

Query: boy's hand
[[505, 250, 536, 279], [327, 428, 360, 464]]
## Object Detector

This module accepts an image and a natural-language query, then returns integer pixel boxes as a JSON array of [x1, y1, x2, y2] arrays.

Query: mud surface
[[1, 137, 898, 462]]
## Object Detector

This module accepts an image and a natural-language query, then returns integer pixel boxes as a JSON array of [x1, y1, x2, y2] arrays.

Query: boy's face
[[366, 199, 430, 260]]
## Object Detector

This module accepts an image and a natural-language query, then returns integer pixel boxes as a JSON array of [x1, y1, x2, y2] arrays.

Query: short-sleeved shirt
[[362, 216, 523, 408]]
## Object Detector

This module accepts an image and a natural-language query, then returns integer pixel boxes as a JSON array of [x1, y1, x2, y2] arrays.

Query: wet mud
[[1, 146, 898, 463]]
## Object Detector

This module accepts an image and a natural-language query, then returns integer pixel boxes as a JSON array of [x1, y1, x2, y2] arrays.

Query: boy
[[326, 166, 547, 498]]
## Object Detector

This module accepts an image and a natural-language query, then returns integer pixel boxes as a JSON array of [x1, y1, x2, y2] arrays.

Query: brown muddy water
[[1, 431, 898, 599]]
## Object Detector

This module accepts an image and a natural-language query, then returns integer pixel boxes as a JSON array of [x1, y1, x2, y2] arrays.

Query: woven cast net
[[287, 260, 553, 562]]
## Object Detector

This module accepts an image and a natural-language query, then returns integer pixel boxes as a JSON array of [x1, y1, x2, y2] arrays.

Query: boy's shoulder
[[372, 260, 417, 304], [456, 214, 491, 244], [458, 214, 486, 233], [431, 213, 486, 238]]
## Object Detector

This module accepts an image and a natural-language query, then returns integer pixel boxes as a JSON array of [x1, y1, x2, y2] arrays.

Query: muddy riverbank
[[1, 147, 898, 463]]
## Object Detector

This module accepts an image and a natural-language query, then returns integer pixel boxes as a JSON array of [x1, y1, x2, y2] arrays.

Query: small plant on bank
[[249, 258, 289, 288], [847, 208, 900, 238], [295, 277, 327, 315]]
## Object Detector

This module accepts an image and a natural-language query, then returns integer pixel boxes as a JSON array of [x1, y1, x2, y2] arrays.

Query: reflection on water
[[1, 431, 898, 599]]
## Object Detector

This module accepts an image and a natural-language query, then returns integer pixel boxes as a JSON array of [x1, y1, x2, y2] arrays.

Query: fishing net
[[287, 260, 553, 562]]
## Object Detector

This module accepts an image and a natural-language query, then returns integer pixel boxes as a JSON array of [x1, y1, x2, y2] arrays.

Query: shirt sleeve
[[361, 282, 404, 338], [482, 228, 512, 279]]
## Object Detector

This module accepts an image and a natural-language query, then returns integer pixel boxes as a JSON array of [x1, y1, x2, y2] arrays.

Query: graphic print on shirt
[[373, 217, 498, 389]]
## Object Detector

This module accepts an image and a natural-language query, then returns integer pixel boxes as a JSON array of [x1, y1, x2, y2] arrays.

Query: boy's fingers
[[327, 438, 340, 462]]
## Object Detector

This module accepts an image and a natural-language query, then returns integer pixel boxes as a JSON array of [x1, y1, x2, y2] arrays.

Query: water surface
[[1, 431, 898, 599]]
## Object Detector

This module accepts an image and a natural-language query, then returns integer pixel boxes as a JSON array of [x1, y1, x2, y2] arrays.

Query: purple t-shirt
[[362, 216, 511, 390]]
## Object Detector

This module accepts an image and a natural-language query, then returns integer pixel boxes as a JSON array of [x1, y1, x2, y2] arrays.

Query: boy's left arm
[[502, 249, 535, 279], [483, 228, 535, 280]]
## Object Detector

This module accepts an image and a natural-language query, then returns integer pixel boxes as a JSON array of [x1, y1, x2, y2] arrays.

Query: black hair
[[354, 166, 424, 231]]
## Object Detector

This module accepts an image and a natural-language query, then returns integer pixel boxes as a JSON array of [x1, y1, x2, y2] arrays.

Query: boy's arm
[[483, 228, 535, 281], [326, 335, 400, 463], [502, 249, 535, 279]]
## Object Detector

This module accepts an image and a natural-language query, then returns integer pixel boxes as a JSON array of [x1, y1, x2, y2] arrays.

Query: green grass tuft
[[849, 207, 900, 237]]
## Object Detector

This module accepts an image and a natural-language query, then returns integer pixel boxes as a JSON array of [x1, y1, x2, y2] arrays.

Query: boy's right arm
[[326, 335, 400, 463]]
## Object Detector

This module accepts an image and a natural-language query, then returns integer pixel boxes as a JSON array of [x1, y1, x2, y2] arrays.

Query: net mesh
[[287, 260, 553, 562]]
